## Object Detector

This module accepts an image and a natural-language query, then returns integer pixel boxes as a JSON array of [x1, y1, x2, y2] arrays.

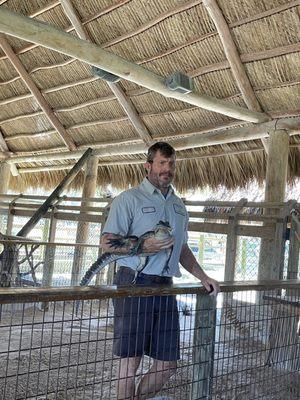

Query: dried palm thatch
[[0, 0, 299, 192]]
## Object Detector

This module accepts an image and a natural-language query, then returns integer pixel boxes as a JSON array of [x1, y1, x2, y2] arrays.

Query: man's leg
[[134, 359, 177, 400], [118, 356, 141, 400]]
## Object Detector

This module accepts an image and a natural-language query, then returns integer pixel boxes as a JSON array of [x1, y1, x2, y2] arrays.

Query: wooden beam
[[0, 34, 77, 151], [4, 116, 300, 165], [60, 0, 153, 145], [0, 128, 18, 176], [14, 142, 300, 173], [0, 8, 269, 123]]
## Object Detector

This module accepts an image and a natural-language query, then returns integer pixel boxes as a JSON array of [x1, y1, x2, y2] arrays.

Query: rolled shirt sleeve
[[102, 192, 133, 236]]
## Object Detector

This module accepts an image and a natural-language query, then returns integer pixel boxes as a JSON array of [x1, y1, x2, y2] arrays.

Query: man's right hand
[[141, 236, 175, 253]]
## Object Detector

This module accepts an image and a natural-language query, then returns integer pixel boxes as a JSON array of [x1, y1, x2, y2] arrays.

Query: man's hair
[[147, 141, 175, 163]]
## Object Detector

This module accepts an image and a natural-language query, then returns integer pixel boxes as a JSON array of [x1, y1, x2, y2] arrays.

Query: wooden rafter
[[203, 0, 269, 152], [0, 34, 77, 151], [60, 0, 153, 145], [0, 7, 269, 123], [203, 0, 262, 112]]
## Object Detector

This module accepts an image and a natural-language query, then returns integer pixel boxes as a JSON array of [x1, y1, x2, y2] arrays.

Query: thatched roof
[[0, 0, 299, 192]]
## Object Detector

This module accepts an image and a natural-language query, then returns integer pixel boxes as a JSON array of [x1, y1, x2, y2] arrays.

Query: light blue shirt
[[102, 178, 189, 277]]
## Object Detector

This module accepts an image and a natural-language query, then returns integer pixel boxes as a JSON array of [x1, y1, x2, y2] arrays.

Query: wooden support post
[[6, 203, 14, 235], [42, 210, 57, 288], [41, 210, 57, 310], [258, 130, 290, 280], [71, 155, 98, 286], [0, 162, 11, 233], [224, 199, 247, 281], [0, 162, 11, 196], [198, 234, 204, 266], [190, 293, 216, 400]]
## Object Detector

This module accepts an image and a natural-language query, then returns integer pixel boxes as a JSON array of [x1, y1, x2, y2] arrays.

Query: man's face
[[145, 150, 176, 191]]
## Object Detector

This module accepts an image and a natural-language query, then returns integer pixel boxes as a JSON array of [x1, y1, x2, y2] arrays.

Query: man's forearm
[[180, 244, 208, 280], [101, 233, 137, 254]]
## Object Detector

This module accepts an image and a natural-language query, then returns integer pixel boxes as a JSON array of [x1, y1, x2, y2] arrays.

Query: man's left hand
[[201, 277, 220, 296]]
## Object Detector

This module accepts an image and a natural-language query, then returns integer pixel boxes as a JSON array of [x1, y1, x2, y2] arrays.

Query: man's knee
[[119, 357, 141, 378]]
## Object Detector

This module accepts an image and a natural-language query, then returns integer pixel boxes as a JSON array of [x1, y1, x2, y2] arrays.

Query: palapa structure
[[0, 0, 298, 199]]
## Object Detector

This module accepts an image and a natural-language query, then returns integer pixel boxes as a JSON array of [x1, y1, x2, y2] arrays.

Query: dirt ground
[[0, 301, 299, 400]]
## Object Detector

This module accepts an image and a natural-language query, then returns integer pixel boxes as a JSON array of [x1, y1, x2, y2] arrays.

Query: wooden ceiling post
[[60, 0, 153, 145], [0, 7, 269, 123], [0, 161, 11, 194], [0, 34, 77, 151], [71, 155, 98, 285], [203, 0, 269, 152], [258, 129, 290, 280], [0, 128, 18, 176]]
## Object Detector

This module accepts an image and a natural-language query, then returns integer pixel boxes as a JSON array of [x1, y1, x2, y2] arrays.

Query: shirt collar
[[139, 177, 174, 197]]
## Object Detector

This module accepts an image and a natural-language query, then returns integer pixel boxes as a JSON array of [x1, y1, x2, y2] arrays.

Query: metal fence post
[[190, 293, 216, 400]]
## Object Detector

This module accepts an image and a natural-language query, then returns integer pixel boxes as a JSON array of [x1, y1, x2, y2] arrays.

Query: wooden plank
[[0, 7, 269, 123], [2, 203, 282, 222]]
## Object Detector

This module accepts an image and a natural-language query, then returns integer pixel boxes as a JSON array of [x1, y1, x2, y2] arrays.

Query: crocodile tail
[[79, 253, 123, 286]]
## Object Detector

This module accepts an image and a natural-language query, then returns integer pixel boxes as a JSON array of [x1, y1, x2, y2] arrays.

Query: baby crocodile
[[75, 221, 173, 315]]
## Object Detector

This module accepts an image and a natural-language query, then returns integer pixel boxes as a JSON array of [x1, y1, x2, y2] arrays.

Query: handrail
[[0, 280, 299, 304]]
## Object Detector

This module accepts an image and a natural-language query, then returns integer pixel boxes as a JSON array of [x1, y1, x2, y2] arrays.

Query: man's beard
[[158, 172, 173, 186]]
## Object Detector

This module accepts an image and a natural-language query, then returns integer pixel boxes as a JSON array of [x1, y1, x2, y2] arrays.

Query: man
[[101, 142, 219, 400]]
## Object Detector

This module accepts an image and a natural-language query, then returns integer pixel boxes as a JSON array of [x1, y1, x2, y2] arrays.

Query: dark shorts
[[113, 267, 180, 361]]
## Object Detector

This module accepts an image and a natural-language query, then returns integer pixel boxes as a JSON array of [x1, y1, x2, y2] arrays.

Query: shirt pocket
[[173, 203, 186, 216]]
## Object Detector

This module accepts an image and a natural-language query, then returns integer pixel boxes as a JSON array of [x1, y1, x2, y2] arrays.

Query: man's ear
[[144, 161, 151, 172]]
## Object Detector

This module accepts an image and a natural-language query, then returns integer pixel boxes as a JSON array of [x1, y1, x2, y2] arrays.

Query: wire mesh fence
[[235, 236, 261, 281], [0, 283, 299, 400]]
